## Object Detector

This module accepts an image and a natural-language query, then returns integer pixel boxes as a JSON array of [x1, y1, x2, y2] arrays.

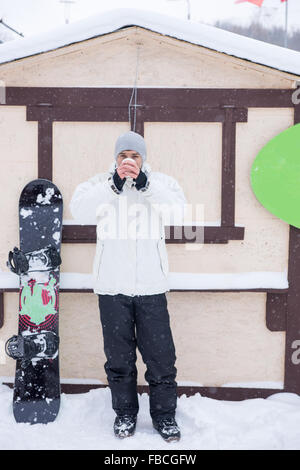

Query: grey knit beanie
[[114, 131, 147, 162]]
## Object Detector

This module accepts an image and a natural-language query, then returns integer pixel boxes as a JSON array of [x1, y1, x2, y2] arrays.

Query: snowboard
[[5, 179, 63, 424]]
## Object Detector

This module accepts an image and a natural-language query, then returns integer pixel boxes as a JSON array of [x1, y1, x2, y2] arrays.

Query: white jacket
[[69, 161, 187, 296]]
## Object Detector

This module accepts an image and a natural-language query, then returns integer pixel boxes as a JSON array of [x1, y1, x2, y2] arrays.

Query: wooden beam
[[4, 87, 296, 108], [61, 225, 245, 244], [2, 381, 284, 400], [0, 291, 4, 329], [266, 293, 287, 332], [284, 102, 300, 393]]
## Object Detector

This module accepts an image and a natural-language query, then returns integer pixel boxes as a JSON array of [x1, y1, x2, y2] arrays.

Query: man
[[70, 131, 187, 442]]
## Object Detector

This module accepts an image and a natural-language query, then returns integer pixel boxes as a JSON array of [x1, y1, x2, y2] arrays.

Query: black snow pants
[[98, 292, 178, 421]]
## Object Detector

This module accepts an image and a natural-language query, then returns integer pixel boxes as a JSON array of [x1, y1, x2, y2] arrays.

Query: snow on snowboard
[[5, 179, 63, 424]]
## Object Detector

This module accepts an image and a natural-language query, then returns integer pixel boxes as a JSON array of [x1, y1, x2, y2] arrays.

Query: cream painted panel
[[0, 107, 37, 271], [0, 294, 19, 379], [61, 244, 95, 274], [168, 108, 293, 274], [168, 216, 289, 273], [145, 122, 222, 224], [0, 291, 285, 386], [54, 120, 222, 225], [0, 28, 297, 88], [53, 121, 129, 221], [59, 293, 103, 380], [236, 108, 295, 222], [165, 292, 285, 387]]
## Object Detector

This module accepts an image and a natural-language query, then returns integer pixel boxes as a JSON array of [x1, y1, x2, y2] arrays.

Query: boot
[[114, 414, 137, 438], [153, 416, 181, 442]]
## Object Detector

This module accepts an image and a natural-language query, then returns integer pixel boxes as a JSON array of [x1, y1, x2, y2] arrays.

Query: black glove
[[113, 169, 126, 191], [134, 170, 147, 190]]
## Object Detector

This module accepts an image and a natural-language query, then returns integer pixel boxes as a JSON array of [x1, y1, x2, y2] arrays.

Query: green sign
[[250, 123, 300, 228]]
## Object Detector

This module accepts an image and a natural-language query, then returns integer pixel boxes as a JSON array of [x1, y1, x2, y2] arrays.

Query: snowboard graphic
[[5, 179, 63, 424]]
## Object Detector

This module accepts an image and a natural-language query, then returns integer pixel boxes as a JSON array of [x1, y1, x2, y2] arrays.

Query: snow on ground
[[1, 382, 300, 450]]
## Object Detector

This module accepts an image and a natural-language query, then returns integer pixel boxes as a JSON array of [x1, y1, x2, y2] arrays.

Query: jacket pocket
[[93, 240, 104, 279], [157, 237, 169, 277]]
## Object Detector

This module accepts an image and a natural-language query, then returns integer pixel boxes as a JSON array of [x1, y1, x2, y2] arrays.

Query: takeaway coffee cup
[[122, 157, 135, 181]]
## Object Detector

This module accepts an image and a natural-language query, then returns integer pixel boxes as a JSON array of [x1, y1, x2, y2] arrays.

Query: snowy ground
[[1, 383, 300, 450]]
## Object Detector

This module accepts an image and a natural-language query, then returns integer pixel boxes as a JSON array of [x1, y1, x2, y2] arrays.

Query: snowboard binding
[[7, 247, 29, 275], [7, 245, 62, 275], [5, 331, 59, 368]]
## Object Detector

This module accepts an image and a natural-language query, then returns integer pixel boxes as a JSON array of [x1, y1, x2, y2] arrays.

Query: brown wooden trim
[[140, 107, 247, 123], [266, 293, 287, 332], [169, 226, 245, 243], [27, 105, 248, 123], [284, 105, 300, 393], [27, 105, 129, 122], [62, 225, 245, 244], [37, 118, 53, 180], [0, 291, 4, 329], [4, 87, 296, 108], [40, 385, 287, 400], [62, 225, 96, 243], [2, 382, 284, 400], [221, 107, 236, 227], [295, 104, 300, 125], [285, 226, 300, 393], [132, 107, 144, 135]]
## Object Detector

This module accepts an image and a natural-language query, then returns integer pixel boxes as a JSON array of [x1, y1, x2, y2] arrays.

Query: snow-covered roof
[[0, 8, 299, 76]]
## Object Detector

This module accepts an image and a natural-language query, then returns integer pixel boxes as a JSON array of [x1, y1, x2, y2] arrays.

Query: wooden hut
[[0, 8, 300, 399]]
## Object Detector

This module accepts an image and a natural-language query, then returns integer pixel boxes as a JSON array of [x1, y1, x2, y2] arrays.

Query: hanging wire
[[0, 18, 24, 37], [128, 44, 141, 132]]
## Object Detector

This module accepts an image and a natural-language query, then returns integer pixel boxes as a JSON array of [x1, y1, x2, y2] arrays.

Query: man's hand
[[114, 159, 147, 191], [134, 170, 147, 190], [121, 159, 148, 190], [117, 159, 140, 179]]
